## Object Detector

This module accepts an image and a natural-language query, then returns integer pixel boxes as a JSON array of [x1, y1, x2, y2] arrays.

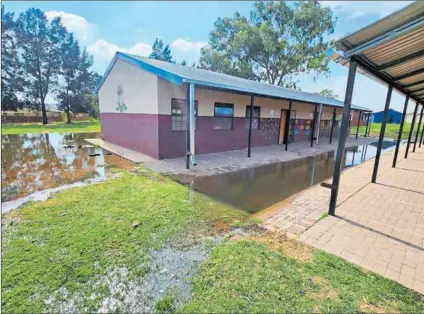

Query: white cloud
[[322, 1, 413, 19], [45, 11, 94, 41], [171, 38, 207, 52], [88, 39, 152, 60]]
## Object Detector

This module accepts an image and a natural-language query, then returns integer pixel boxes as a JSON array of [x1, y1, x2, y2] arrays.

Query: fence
[[1, 113, 91, 124]]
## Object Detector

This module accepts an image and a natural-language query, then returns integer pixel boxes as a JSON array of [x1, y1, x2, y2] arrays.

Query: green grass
[[351, 122, 412, 139], [1, 169, 248, 313], [184, 239, 424, 313], [1, 120, 101, 135]]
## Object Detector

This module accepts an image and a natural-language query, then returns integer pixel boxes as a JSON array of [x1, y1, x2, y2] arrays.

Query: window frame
[[171, 98, 198, 132], [213, 102, 234, 130], [245, 105, 261, 130]]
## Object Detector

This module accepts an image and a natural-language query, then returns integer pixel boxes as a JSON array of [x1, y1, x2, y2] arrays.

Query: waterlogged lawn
[[352, 122, 412, 139], [184, 238, 424, 313], [1, 120, 100, 135], [1, 170, 248, 313]]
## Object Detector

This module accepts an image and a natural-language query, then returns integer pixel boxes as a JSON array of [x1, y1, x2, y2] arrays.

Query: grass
[[1, 169, 248, 313], [1, 120, 101, 135], [184, 238, 424, 313], [351, 122, 412, 139], [2, 168, 423, 313]]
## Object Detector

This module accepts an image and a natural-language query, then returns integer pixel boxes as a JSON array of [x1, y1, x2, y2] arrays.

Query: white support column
[[316, 103, 323, 145], [189, 83, 196, 166]]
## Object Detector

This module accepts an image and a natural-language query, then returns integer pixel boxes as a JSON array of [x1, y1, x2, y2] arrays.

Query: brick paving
[[296, 145, 424, 294]]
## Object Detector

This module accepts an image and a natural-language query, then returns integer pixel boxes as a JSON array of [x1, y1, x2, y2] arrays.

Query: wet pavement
[[1, 132, 135, 203], [173, 141, 398, 213]]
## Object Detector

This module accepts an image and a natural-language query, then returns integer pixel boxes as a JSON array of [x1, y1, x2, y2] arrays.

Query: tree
[[1, 5, 24, 111], [15, 8, 67, 124], [199, 0, 336, 89], [316, 88, 338, 99], [149, 38, 173, 62]]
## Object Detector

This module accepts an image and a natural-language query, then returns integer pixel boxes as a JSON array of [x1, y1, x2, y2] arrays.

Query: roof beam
[[377, 49, 424, 71], [342, 16, 424, 59], [404, 79, 424, 88], [411, 87, 424, 93], [393, 68, 424, 81]]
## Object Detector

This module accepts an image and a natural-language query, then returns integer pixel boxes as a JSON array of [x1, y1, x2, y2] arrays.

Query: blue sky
[[4, 1, 415, 112]]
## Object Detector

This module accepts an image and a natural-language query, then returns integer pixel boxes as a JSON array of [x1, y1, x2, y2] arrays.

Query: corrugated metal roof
[[98, 51, 371, 111], [335, 1, 424, 104]]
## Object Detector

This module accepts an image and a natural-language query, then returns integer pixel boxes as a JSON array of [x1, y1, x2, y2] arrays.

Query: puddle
[[174, 140, 398, 213], [1, 132, 135, 204]]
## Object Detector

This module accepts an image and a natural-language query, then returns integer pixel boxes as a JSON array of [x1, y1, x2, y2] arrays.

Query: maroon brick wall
[[351, 110, 369, 127], [158, 116, 280, 159], [100, 113, 160, 159]]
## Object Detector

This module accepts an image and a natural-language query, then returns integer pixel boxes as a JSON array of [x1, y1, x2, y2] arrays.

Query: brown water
[[1, 132, 134, 202], [181, 141, 397, 213]]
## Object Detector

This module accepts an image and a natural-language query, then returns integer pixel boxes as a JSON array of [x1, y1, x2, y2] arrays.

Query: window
[[171, 98, 197, 131], [361, 112, 368, 121], [214, 103, 234, 130], [245, 106, 261, 129]]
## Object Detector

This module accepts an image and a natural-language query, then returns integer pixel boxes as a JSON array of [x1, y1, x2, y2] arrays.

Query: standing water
[[1, 132, 134, 203], [177, 141, 397, 213]]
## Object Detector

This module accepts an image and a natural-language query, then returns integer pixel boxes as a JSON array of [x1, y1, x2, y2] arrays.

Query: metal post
[[329, 60, 357, 216], [247, 95, 254, 157], [285, 100, 292, 151], [364, 111, 371, 138], [355, 110, 361, 139], [329, 107, 336, 144], [405, 102, 419, 159], [185, 84, 190, 169], [413, 105, 423, 152], [420, 116, 424, 148], [372, 85, 393, 183], [310, 104, 318, 147], [189, 83, 196, 165], [316, 104, 323, 145], [392, 96, 409, 168]]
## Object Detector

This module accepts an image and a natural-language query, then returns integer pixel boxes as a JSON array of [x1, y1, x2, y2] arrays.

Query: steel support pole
[[355, 110, 362, 139], [311, 104, 318, 147], [420, 117, 424, 148], [405, 102, 419, 159], [392, 96, 409, 168], [316, 104, 323, 145], [372, 86, 393, 183], [247, 95, 254, 157], [364, 111, 371, 138], [413, 105, 423, 152], [185, 84, 190, 169], [189, 83, 196, 165], [329, 107, 336, 144], [285, 100, 292, 151], [329, 60, 357, 216]]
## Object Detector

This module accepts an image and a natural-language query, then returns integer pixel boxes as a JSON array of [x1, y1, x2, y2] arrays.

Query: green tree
[[1, 5, 24, 111], [199, 0, 336, 88], [316, 88, 338, 99], [149, 38, 173, 62], [15, 8, 67, 124]]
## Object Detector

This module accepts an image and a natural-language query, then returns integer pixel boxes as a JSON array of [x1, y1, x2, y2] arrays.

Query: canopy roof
[[335, 1, 424, 104], [97, 51, 371, 111]]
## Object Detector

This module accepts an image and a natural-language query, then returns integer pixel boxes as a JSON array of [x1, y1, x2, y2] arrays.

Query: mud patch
[[44, 237, 221, 313]]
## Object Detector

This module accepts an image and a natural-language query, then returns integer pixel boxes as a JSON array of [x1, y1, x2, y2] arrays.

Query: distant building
[[372, 109, 402, 124]]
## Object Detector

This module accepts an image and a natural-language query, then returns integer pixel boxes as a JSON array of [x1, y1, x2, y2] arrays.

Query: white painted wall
[[98, 59, 159, 114]]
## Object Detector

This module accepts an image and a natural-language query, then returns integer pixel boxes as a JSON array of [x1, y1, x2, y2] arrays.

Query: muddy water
[[183, 141, 397, 213], [1, 132, 134, 202]]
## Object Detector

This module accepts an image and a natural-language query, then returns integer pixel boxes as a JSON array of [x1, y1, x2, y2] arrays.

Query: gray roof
[[97, 51, 372, 111]]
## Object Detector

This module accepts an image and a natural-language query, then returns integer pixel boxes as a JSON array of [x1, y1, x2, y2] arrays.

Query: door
[[279, 110, 287, 144]]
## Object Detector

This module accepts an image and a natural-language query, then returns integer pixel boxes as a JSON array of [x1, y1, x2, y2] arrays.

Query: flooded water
[[1, 132, 134, 203], [181, 141, 397, 213]]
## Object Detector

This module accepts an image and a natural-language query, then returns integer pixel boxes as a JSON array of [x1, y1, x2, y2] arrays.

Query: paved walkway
[[145, 137, 373, 176], [261, 143, 424, 294]]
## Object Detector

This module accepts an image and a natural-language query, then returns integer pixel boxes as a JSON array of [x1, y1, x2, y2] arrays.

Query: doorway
[[279, 110, 288, 144]]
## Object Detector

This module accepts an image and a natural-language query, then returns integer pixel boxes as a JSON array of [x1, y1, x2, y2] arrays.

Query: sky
[[4, 0, 416, 112]]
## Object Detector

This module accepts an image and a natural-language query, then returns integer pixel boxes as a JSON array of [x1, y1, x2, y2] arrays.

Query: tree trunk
[[41, 99, 48, 125], [66, 107, 71, 124]]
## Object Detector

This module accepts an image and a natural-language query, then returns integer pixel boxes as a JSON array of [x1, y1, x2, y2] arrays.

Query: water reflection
[[1, 132, 134, 202], [182, 141, 397, 213]]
